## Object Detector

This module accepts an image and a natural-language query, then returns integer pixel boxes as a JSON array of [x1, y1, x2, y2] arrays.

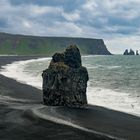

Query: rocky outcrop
[[123, 49, 129, 55], [123, 49, 135, 55], [129, 49, 135, 55], [136, 50, 139, 55], [42, 45, 89, 107]]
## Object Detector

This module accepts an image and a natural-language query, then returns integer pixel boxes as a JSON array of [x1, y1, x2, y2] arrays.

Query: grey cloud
[[0, 0, 140, 53]]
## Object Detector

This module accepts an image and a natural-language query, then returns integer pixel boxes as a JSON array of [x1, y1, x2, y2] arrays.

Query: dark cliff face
[[0, 32, 111, 55], [88, 39, 111, 55]]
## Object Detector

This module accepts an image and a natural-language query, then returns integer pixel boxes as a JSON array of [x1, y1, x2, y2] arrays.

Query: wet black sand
[[0, 56, 140, 140]]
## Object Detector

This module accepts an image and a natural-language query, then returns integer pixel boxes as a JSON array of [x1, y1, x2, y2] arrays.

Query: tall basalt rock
[[42, 45, 89, 107]]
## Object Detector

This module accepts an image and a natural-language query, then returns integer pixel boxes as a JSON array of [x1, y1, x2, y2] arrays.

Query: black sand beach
[[0, 56, 140, 140]]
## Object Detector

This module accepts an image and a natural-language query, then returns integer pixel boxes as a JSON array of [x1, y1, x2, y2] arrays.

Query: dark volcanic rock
[[123, 49, 135, 55], [42, 45, 89, 107], [136, 50, 139, 55], [64, 45, 81, 68], [123, 49, 129, 55], [129, 49, 135, 55]]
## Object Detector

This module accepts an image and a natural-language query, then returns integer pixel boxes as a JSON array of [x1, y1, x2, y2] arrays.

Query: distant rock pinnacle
[[123, 49, 135, 55]]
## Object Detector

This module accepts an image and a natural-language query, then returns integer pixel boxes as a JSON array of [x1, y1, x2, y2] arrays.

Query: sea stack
[[136, 50, 139, 55], [123, 49, 129, 55], [123, 49, 135, 55], [42, 45, 89, 107], [129, 49, 135, 55]]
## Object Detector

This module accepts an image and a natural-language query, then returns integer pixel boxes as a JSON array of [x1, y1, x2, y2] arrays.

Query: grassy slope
[[0, 32, 111, 55]]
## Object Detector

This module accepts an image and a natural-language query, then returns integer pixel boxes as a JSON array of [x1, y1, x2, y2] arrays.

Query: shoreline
[[1, 55, 140, 118], [0, 56, 140, 140]]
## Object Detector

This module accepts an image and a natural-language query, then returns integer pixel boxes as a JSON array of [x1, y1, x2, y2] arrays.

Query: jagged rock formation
[[123, 49, 129, 55], [129, 49, 135, 55], [123, 49, 135, 55], [42, 45, 89, 107], [136, 50, 139, 55]]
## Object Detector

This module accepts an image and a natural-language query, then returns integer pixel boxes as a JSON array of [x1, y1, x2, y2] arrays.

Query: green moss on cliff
[[0, 32, 111, 55]]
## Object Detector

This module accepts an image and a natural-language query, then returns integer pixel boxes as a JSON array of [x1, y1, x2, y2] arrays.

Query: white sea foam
[[0, 57, 140, 117], [0, 57, 51, 89], [106, 66, 121, 69], [87, 85, 140, 116], [83, 63, 121, 70]]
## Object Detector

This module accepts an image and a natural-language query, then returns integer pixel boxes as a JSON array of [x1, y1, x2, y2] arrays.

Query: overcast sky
[[0, 0, 140, 54]]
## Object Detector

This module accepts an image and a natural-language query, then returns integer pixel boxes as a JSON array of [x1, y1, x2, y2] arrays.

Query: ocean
[[1, 55, 140, 116]]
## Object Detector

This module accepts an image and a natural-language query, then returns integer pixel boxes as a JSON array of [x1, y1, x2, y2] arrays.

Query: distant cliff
[[0, 32, 111, 55]]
